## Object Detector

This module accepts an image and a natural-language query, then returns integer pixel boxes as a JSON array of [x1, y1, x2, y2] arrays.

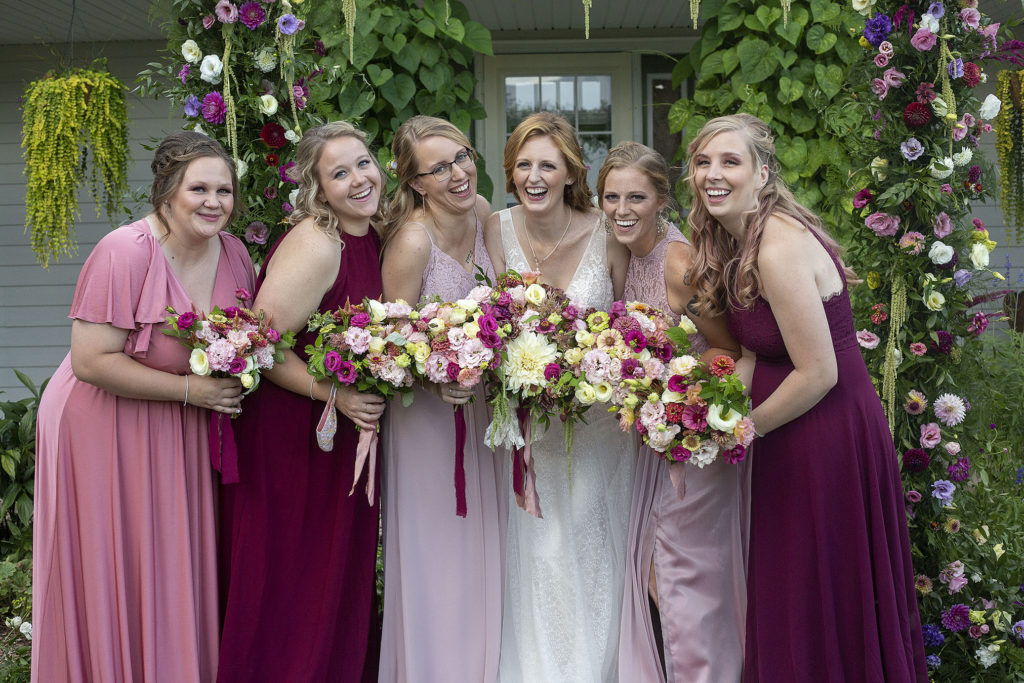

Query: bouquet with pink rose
[[163, 287, 296, 481], [305, 298, 415, 502]]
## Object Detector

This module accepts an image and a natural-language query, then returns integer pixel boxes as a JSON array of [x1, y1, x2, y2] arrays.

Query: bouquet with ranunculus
[[164, 286, 295, 482], [405, 285, 503, 517], [608, 301, 753, 472], [305, 298, 416, 501]]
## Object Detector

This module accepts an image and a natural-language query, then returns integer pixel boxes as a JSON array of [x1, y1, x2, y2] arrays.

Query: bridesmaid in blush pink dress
[[33, 133, 254, 683], [598, 142, 748, 682], [378, 116, 505, 683]]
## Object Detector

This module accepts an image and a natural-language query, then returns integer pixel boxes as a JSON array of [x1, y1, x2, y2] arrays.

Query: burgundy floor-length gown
[[217, 229, 382, 683], [618, 225, 749, 683], [33, 220, 255, 683], [726, 233, 927, 682]]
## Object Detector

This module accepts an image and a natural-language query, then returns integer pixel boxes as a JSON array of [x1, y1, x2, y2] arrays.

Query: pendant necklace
[[523, 206, 573, 271]]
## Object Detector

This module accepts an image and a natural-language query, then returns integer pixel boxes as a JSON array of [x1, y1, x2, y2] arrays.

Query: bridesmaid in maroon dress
[[217, 122, 386, 682], [598, 142, 747, 683], [684, 114, 927, 682]]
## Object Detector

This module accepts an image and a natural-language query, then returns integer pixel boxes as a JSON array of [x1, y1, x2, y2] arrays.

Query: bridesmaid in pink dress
[[598, 142, 748, 682], [378, 116, 505, 683], [217, 122, 386, 682], [32, 132, 254, 682]]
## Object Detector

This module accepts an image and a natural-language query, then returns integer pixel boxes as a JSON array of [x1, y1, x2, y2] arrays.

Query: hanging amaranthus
[[995, 69, 1024, 242], [221, 24, 239, 163], [342, 0, 356, 64], [881, 275, 907, 430], [583, 0, 592, 39]]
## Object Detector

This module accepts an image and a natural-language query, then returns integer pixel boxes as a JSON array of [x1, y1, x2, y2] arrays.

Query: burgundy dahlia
[[902, 448, 931, 473], [931, 330, 954, 355], [904, 102, 932, 128], [260, 122, 287, 149], [968, 165, 981, 183], [962, 62, 981, 88]]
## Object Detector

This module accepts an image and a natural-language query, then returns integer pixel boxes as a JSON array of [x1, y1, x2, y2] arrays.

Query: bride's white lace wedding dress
[[497, 208, 636, 682]]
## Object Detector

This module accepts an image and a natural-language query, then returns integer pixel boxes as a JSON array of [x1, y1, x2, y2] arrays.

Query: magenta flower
[[909, 342, 927, 356], [201, 91, 226, 124], [178, 311, 198, 329], [947, 457, 970, 482], [669, 444, 692, 463], [967, 311, 989, 335], [446, 362, 461, 383], [874, 53, 889, 68], [856, 330, 881, 349], [279, 161, 297, 184], [543, 363, 562, 382], [681, 404, 708, 431], [477, 330, 502, 349], [228, 357, 248, 374], [666, 374, 689, 392], [915, 82, 937, 104], [336, 361, 357, 385], [722, 445, 746, 464], [882, 67, 906, 88], [623, 330, 647, 351], [215, 0, 238, 23], [238, 1, 265, 29], [202, 14, 216, 29], [244, 221, 269, 245], [350, 312, 370, 328], [234, 287, 251, 302], [941, 604, 971, 631], [902, 449, 930, 473], [264, 186, 278, 200], [178, 64, 191, 84], [865, 212, 899, 236], [853, 189, 874, 209], [323, 350, 343, 373], [932, 212, 953, 238]]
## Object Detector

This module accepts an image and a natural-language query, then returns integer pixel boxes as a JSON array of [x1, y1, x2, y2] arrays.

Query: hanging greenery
[[21, 66, 129, 268], [995, 69, 1024, 243]]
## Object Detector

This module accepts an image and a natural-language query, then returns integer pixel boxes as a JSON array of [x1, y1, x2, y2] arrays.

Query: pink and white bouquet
[[164, 286, 295, 482], [305, 298, 416, 501]]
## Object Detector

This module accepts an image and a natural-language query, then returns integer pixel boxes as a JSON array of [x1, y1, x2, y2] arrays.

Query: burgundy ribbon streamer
[[511, 407, 542, 518], [454, 406, 468, 518], [208, 412, 240, 484]]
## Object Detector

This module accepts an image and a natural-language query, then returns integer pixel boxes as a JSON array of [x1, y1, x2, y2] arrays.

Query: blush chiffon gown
[[726, 232, 927, 682], [617, 224, 749, 683], [32, 220, 255, 682], [217, 228, 383, 682]]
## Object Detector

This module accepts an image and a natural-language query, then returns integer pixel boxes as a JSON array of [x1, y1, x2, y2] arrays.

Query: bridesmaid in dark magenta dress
[[217, 122, 387, 682], [684, 114, 927, 682]]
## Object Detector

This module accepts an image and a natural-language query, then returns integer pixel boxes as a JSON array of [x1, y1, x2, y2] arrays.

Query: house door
[[479, 53, 634, 208]]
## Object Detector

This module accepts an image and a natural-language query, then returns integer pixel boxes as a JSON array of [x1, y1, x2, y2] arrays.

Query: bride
[[484, 112, 633, 682]]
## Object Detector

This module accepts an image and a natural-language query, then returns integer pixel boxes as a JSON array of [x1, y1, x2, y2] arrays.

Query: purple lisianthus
[[954, 269, 972, 286], [960, 7, 980, 29], [228, 357, 248, 375], [947, 457, 970, 482], [921, 623, 945, 648], [669, 444, 692, 463], [244, 221, 269, 245], [722, 445, 746, 464], [446, 362, 461, 383], [477, 329, 502, 349], [865, 211, 900, 236], [215, 0, 238, 23], [1012, 620, 1024, 640], [350, 312, 371, 329], [202, 14, 216, 29], [940, 604, 971, 631], [336, 361, 357, 385], [201, 91, 226, 124], [901, 138, 925, 161], [178, 311, 198, 329], [222, 306, 240, 319], [874, 53, 889, 68], [266, 329, 280, 343], [543, 363, 562, 382], [864, 12, 892, 47], [621, 359, 645, 380], [932, 212, 953, 238], [563, 304, 579, 321], [948, 57, 964, 79], [666, 373, 689, 392], [477, 314, 498, 334], [967, 311, 989, 335], [932, 479, 956, 506], [853, 188, 874, 208], [238, 1, 265, 29], [925, 2, 944, 19], [178, 64, 191, 84], [279, 161, 297, 184], [871, 78, 889, 99], [183, 94, 202, 118], [278, 13, 300, 34], [282, 202, 293, 213], [883, 67, 906, 88], [911, 28, 938, 51]]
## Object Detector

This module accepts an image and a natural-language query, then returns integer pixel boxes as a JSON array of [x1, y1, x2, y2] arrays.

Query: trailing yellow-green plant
[[995, 69, 1024, 243], [21, 66, 129, 268]]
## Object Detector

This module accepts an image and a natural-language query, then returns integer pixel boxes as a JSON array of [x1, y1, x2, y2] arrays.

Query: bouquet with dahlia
[[305, 298, 415, 501], [164, 286, 295, 482]]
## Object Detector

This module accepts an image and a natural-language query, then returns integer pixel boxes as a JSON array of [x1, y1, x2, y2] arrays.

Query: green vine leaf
[[380, 72, 417, 110], [382, 34, 408, 54], [737, 37, 775, 83], [755, 6, 782, 30], [461, 20, 494, 55], [813, 62, 843, 101], [366, 64, 394, 86], [718, 3, 746, 31]]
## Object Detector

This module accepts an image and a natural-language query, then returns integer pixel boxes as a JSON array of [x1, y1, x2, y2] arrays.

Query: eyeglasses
[[415, 148, 476, 182]]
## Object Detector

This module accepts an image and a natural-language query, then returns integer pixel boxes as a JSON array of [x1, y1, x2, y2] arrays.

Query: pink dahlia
[[238, 1, 265, 29], [201, 91, 226, 124]]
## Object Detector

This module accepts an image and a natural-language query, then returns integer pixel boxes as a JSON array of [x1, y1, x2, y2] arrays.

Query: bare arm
[[748, 218, 838, 434], [483, 209, 506, 275], [665, 241, 740, 362], [70, 320, 243, 413], [256, 221, 385, 429]]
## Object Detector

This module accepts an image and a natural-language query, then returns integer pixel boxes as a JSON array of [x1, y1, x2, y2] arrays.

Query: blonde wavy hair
[[381, 115, 476, 252], [595, 141, 674, 211], [685, 114, 852, 315], [289, 121, 385, 238], [503, 111, 593, 212]]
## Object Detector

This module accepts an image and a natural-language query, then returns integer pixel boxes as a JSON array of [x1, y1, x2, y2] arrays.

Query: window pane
[[581, 134, 612, 194], [577, 75, 611, 132], [505, 77, 539, 131], [541, 76, 575, 121]]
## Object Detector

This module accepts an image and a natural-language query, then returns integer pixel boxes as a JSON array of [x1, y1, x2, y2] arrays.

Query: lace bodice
[[623, 223, 710, 356], [498, 208, 614, 310], [420, 219, 494, 301]]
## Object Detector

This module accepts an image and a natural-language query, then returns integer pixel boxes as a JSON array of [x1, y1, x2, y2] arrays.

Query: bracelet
[[753, 423, 765, 438], [309, 377, 316, 401], [183, 375, 189, 407]]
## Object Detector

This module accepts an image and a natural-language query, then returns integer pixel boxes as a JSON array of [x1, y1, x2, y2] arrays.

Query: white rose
[[952, 148, 973, 166], [978, 94, 1001, 120], [19, 621, 31, 641], [870, 156, 888, 181], [367, 299, 387, 323], [920, 13, 940, 33], [575, 381, 597, 405], [677, 315, 698, 336], [189, 349, 211, 376], [462, 321, 480, 338], [193, 123, 207, 135], [7, 617, 21, 628], [971, 242, 990, 269], [368, 337, 386, 354], [449, 308, 467, 325], [284, 128, 300, 143], [236, 159, 248, 179], [258, 94, 279, 116], [928, 157, 954, 179], [199, 54, 223, 84], [851, 0, 876, 15], [575, 330, 595, 347], [668, 354, 699, 376], [593, 381, 614, 403], [706, 403, 742, 432], [924, 290, 946, 311], [524, 283, 547, 306], [288, 188, 299, 206], [240, 373, 255, 390], [564, 347, 584, 365], [455, 298, 479, 314], [928, 241, 954, 265], [660, 388, 686, 404], [181, 39, 202, 64], [427, 317, 445, 334]]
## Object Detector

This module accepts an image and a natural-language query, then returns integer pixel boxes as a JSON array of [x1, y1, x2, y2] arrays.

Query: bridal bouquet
[[610, 303, 754, 468], [164, 286, 295, 482], [305, 298, 416, 502]]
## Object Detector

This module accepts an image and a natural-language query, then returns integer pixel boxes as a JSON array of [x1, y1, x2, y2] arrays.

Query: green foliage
[[0, 372, 44, 562], [668, 0, 862, 232], [995, 70, 1024, 243], [139, 0, 494, 265], [21, 65, 130, 268]]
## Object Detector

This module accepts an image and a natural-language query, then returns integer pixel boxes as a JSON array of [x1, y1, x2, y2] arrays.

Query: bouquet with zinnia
[[164, 287, 295, 482], [305, 298, 416, 502]]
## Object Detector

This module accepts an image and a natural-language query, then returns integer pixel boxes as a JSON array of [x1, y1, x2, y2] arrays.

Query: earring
[[656, 216, 669, 237]]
